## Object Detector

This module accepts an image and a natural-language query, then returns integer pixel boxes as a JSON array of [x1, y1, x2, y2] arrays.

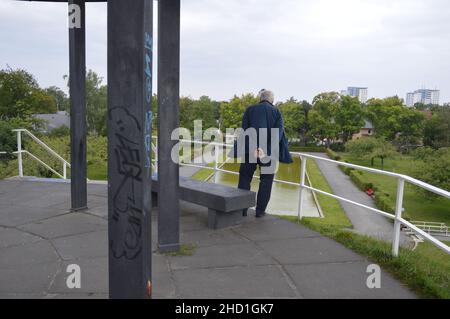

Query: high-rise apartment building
[[405, 89, 440, 107], [342, 87, 368, 103]]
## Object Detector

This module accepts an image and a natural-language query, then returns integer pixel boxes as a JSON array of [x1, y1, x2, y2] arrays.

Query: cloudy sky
[[1, 0, 449, 103]]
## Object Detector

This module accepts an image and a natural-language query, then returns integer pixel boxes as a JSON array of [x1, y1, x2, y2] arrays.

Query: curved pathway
[[308, 153, 411, 246]]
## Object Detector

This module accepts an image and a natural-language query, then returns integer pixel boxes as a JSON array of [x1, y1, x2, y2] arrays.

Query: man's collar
[[260, 100, 274, 106]]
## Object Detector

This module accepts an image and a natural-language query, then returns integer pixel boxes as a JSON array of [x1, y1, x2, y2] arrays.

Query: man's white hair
[[259, 89, 274, 104]]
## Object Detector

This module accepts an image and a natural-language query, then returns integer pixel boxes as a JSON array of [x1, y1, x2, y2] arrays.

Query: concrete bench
[[151, 176, 255, 229]]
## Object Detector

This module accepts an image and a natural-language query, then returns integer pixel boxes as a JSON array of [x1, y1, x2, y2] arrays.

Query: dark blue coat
[[230, 101, 293, 164]]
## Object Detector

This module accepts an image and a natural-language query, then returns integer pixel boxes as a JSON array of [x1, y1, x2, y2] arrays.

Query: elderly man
[[236, 89, 292, 218]]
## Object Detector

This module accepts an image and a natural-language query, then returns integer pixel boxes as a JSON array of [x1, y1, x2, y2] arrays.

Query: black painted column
[[107, 0, 153, 299], [69, 0, 87, 211], [157, 0, 181, 253]]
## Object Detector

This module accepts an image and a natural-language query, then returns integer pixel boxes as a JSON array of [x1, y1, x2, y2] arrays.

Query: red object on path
[[366, 188, 374, 196]]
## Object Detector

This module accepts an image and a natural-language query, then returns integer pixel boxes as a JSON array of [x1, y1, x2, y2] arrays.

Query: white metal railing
[[151, 137, 324, 217], [12, 129, 71, 180], [291, 152, 450, 256], [410, 221, 449, 237], [153, 137, 450, 256]]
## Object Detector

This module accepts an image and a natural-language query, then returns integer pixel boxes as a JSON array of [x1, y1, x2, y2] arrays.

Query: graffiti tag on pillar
[[144, 32, 152, 103], [144, 111, 153, 173], [68, 4, 81, 29], [109, 107, 143, 260], [144, 32, 153, 177]]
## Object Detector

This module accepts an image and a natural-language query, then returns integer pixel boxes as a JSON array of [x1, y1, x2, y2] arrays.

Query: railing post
[[63, 162, 67, 180], [17, 130, 23, 177], [214, 143, 219, 183], [392, 177, 405, 257], [297, 155, 307, 220]]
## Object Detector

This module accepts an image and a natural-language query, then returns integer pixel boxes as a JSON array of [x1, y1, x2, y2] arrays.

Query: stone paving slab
[[52, 230, 108, 260], [18, 212, 107, 239], [258, 237, 365, 265], [285, 261, 416, 299], [0, 179, 417, 299], [172, 265, 298, 299], [0, 240, 59, 268], [0, 226, 42, 248], [168, 242, 275, 270]]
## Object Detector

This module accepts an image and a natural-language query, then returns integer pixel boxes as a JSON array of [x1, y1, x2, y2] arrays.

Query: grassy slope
[[339, 154, 450, 225]]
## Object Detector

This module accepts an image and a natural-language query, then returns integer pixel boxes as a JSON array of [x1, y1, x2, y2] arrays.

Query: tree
[[179, 96, 194, 131], [365, 96, 425, 144], [219, 93, 258, 129], [335, 95, 364, 143], [0, 67, 57, 119], [44, 86, 69, 111], [345, 137, 396, 169], [300, 100, 312, 146], [279, 97, 304, 140], [395, 107, 426, 149], [413, 148, 450, 194], [191, 96, 220, 130], [309, 92, 340, 146], [423, 107, 450, 148]]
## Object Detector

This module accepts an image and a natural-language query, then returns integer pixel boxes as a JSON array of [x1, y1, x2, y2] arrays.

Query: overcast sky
[[1, 0, 449, 103]]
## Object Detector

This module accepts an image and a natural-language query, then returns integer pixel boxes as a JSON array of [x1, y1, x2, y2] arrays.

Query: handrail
[[12, 128, 70, 180], [14, 150, 65, 179], [293, 152, 450, 199], [12, 129, 70, 167], [291, 152, 450, 256]]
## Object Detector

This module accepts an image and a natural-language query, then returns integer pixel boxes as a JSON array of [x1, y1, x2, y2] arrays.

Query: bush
[[289, 146, 326, 153], [410, 146, 436, 161], [329, 142, 345, 152], [412, 148, 450, 194], [349, 170, 374, 191], [0, 120, 15, 161], [47, 125, 70, 138], [374, 193, 395, 214], [326, 148, 341, 160]]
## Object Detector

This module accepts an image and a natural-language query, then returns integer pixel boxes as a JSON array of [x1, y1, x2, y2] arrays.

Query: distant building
[[352, 120, 374, 140], [33, 111, 70, 132], [405, 89, 440, 107], [342, 87, 368, 103]]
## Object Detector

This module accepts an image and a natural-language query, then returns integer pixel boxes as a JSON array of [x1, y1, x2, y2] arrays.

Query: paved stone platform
[[0, 179, 416, 299]]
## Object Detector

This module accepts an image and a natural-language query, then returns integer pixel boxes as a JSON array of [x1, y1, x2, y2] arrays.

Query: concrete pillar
[[157, 0, 181, 253], [68, 0, 87, 211], [107, 0, 154, 299]]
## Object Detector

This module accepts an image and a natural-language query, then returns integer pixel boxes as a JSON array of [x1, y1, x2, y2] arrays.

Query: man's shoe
[[255, 211, 266, 218], [242, 209, 248, 217]]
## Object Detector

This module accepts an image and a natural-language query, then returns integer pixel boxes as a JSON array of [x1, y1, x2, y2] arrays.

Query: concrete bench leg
[[151, 192, 158, 208], [208, 209, 243, 229]]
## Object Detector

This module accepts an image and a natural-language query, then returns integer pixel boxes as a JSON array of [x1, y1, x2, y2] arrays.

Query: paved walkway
[[309, 153, 411, 245], [0, 179, 416, 298]]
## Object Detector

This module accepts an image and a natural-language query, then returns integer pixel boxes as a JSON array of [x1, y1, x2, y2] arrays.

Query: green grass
[[162, 243, 197, 257], [191, 162, 215, 181], [280, 217, 450, 299], [339, 153, 450, 225], [87, 163, 107, 180], [305, 159, 352, 228]]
